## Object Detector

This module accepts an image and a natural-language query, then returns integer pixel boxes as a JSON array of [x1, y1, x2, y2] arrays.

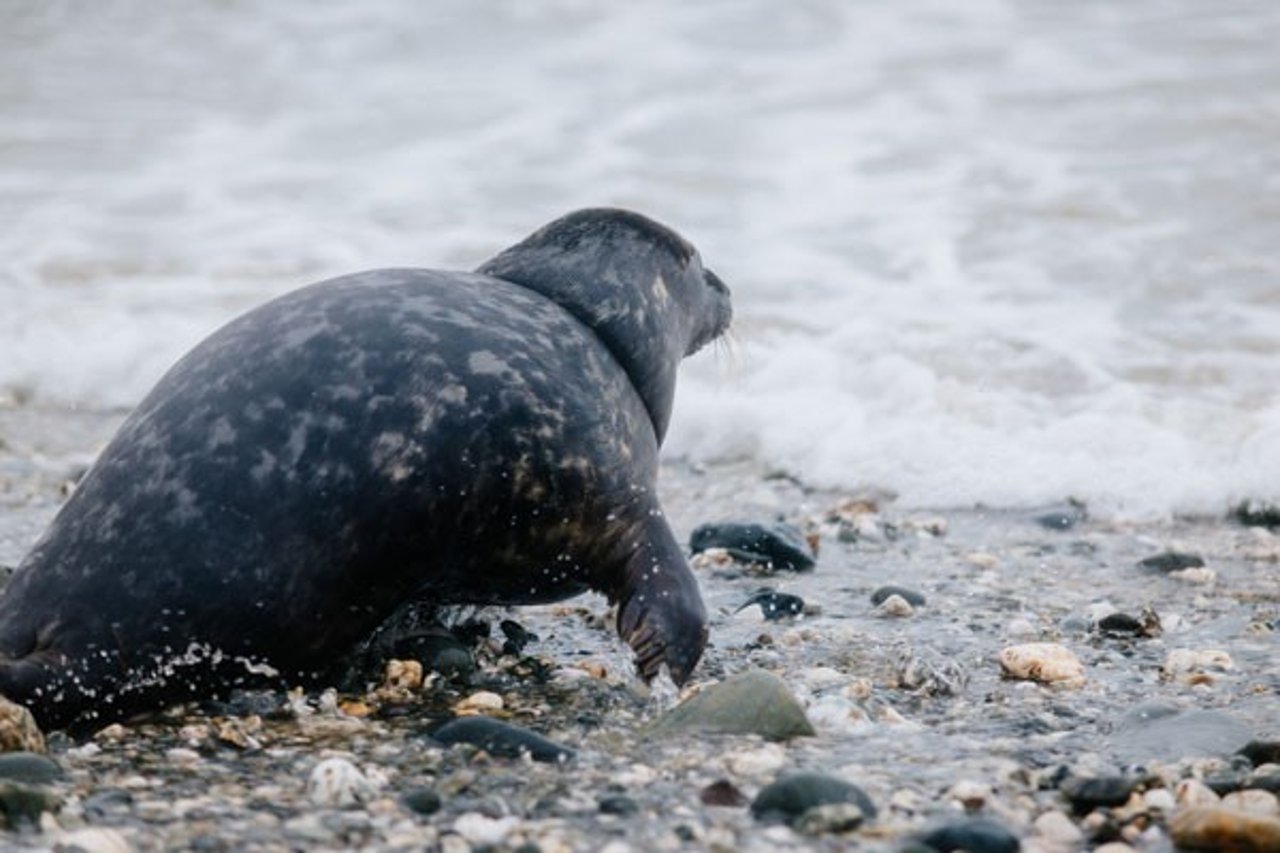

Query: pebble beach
[[1, 407, 1277, 851], [4, 1, 1280, 849]]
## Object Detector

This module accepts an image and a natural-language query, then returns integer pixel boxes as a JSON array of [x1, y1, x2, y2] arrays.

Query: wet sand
[[0, 405, 1277, 851]]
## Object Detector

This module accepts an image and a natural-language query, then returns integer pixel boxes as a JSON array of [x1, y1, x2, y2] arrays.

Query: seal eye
[[704, 269, 729, 295]]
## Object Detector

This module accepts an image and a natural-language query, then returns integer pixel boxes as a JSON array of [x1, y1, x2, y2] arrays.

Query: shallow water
[[2, 0, 1279, 516]]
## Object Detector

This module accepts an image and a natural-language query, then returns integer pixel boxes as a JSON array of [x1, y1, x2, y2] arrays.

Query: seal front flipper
[[613, 512, 708, 686]]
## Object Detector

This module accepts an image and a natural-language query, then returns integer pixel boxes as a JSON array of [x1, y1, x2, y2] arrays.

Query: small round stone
[[430, 716, 575, 763], [793, 802, 868, 835], [999, 642, 1085, 687], [401, 787, 442, 816], [918, 818, 1020, 853], [598, 794, 639, 816], [1096, 613, 1144, 635], [750, 773, 876, 826], [700, 780, 747, 807], [1170, 807, 1280, 853], [1060, 776, 1138, 813], [870, 585, 927, 607], [0, 752, 61, 785]]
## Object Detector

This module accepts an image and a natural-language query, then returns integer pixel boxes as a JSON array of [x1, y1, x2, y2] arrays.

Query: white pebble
[[1005, 618, 1039, 639], [454, 691, 504, 715], [1034, 809, 1084, 845], [874, 594, 915, 618], [453, 813, 520, 845], [1174, 778, 1220, 808], [965, 552, 1000, 569], [599, 842, 633, 853], [948, 780, 990, 811], [1161, 649, 1233, 682], [1170, 567, 1216, 584], [54, 828, 132, 853], [723, 743, 788, 777], [1143, 788, 1176, 812], [1221, 789, 1280, 816], [806, 695, 870, 734], [165, 747, 202, 767], [797, 666, 846, 689]]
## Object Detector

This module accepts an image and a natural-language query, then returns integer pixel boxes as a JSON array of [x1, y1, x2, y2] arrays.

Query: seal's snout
[[686, 266, 732, 357], [704, 268, 729, 296]]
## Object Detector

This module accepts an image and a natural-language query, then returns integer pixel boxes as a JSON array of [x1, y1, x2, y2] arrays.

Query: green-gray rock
[[0, 752, 62, 785], [650, 669, 815, 740]]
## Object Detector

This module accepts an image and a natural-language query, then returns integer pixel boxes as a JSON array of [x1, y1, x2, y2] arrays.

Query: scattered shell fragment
[[307, 757, 381, 807], [998, 643, 1085, 687], [384, 658, 424, 691]]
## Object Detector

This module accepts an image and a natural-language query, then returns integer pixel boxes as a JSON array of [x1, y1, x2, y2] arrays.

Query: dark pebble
[[1096, 613, 1144, 635], [919, 818, 1021, 853], [736, 589, 805, 621], [1246, 773, 1280, 794], [1239, 740, 1280, 767], [1136, 552, 1204, 573], [750, 773, 876, 825], [689, 521, 816, 572], [673, 824, 697, 842], [400, 787, 442, 816], [0, 782, 60, 830], [870, 585, 926, 607], [0, 753, 62, 785], [452, 619, 491, 644], [700, 779, 748, 807], [83, 788, 134, 818], [430, 716, 574, 764], [1034, 502, 1086, 531], [598, 794, 639, 816], [1060, 775, 1137, 812], [1204, 772, 1249, 796], [1233, 500, 1280, 528], [394, 634, 475, 680], [500, 619, 538, 656]]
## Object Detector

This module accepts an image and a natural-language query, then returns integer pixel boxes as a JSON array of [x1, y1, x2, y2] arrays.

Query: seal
[[0, 208, 731, 730]]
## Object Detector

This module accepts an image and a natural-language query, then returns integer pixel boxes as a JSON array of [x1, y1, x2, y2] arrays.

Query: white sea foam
[[1, 0, 1277, 516]]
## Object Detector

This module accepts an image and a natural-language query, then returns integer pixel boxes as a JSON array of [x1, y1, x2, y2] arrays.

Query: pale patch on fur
[[468, 350, 507, 375], [651, 273, 670, 305]]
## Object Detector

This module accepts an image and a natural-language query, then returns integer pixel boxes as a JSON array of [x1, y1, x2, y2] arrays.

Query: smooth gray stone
[[0, 752, 61, 785], [751, 773, 876, 825], [1109, 703, 1253, 762], [430, 716, 574, 763], [650, 668, 815, 741]]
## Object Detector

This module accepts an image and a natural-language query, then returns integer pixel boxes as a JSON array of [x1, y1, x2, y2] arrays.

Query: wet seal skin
[[0, 208, 732, 731]]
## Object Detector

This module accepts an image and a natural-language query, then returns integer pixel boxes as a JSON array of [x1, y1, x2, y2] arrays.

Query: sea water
[[1, 0, 1278, 517]]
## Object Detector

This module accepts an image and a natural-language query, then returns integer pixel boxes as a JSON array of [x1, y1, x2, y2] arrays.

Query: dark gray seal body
[[0, 209, 731, 730]]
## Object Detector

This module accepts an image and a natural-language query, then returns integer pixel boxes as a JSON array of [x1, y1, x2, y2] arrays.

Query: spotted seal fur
[[0, 208, 731, 730]]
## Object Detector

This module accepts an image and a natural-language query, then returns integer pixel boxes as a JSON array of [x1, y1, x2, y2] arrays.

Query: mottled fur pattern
[[0, 209, 730, 730]]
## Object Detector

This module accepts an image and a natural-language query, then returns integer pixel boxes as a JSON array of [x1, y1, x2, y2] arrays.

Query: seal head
[[479, 208, 731, 443]]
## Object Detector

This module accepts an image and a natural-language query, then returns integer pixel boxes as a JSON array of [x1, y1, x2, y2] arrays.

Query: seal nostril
[[704, 269, 729, 295]]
